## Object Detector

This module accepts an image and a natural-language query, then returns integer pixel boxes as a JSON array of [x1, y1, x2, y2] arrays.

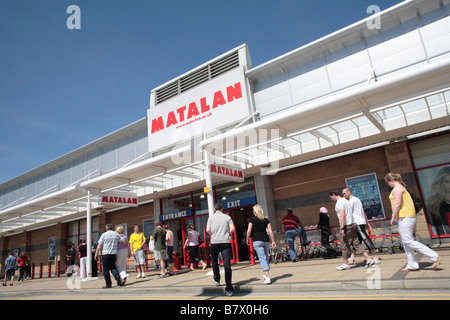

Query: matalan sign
[[147, 67, 251, 153], [210, 164, 244, 182], [99, 193, 139, 207]]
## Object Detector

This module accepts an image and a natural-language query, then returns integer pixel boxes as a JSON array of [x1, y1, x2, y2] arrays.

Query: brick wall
[[270, 142, 430, 241]]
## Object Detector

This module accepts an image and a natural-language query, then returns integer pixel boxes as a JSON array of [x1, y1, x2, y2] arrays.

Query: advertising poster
[[48, 236, 56, 261], [416, 164, 450, 237], [345, 173, 385, 220]]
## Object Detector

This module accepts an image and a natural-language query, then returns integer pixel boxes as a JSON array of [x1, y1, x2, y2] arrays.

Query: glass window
[[66, 216, 100, 248], [192, 190, 209, 215], [215, 177, 256, 205], [161, 193, 192, 215]]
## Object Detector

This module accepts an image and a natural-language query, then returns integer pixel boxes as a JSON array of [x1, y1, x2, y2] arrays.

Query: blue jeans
[[286, 228, 308, 260], [210, 243, 233, 292], [253, 241, 270, 272]]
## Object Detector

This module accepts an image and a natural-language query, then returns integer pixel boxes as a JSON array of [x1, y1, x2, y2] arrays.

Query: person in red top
[[281, 209, 310, 262], [16, 252, 29, 282]]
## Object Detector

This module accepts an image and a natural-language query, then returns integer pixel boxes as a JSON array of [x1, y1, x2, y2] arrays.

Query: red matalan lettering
[[187, 102, 200, 119], [226, 82, 242, 102], [150, 82, 243, 134], [151, 117, 164, 134], [166, 111, 178, 128], [200, 97, 210, 113], [212, 90, 226, 109]]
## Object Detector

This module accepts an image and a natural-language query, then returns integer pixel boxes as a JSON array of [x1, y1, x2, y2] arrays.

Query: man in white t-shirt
[[206, 203, 235, 297], [342, 188, 379, 264], [329, 189, 374, 271]]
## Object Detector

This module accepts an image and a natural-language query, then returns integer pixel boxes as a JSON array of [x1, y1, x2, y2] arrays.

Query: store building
[[1, 0, 450, 276]]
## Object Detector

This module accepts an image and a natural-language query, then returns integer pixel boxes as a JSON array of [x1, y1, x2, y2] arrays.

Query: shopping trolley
[[302, 227, 326, 259], [369, 219, 402, 254], [269, 231, 290, 263]]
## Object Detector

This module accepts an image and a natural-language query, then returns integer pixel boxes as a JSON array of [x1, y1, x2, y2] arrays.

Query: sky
[[0, 0, 404, 185]]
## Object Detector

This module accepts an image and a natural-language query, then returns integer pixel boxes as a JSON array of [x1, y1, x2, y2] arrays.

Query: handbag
[[407, 189, 424, 213]]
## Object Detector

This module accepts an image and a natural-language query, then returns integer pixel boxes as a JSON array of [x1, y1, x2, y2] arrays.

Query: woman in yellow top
[[385, 173, 441, 271]]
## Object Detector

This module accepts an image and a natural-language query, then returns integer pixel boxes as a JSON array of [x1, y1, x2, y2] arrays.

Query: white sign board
[[210, 163, 244, 183], [99, 193, 139, 207], [147, 67, 251, 153]]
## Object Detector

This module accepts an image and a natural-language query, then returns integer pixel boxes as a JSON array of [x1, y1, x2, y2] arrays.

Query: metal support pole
[[86, 190, 92, 278], [203, 150, 215, 217]]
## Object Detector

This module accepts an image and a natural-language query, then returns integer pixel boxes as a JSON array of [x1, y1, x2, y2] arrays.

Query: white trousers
[[79, 257, 87, 279], [398, 217, 438, 269], [116, 248, 129, 280]]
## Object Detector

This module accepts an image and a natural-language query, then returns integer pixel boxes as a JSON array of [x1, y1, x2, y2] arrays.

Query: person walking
[[329, 189, 375, 270], [16, 252, 29, 282], [151, 221, 167, 278], [77, 239, 87, 279], [129, 225, 146, 278], [163, 223, 175, 275], [281, 208, 309, 262], [95, 224, 127, 288], [385, 173, 441, 271], [115, 225, 129, 284], [206, 203, 235, 297], [316, 207, 338, 259], [246, 204, 276, 284], [183, 223, 207, 271], [3, 252, 16, 287], [66, 243, 76, 277], [342, 188, 380, 264]]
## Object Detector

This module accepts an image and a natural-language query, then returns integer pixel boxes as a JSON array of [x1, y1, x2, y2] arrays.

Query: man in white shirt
[[95, 224, 127, 288], [342, 188, 379, 264], [206, 203, 235, 297], [329, 189, 374, 271]]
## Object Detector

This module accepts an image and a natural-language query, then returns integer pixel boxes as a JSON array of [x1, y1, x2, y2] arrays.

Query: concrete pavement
[[1, 244, 449, 299]]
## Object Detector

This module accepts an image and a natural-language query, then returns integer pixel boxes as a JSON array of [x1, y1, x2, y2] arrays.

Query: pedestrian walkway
[[1, 244, 449, 299]]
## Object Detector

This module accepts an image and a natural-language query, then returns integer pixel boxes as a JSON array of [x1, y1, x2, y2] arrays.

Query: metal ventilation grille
[[156, 51, 240, 104]]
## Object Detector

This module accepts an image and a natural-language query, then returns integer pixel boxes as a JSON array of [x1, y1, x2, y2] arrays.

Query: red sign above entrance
[[210, 163, 244, 183], [99, 193, 139, 207]]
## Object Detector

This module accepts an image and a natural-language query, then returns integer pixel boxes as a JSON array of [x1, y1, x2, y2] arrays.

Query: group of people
[[3, 251, 31, 286], [323, 172, 441, 272], [247, 171, 442, 283], [92, 222, 176, 288], [66, 239, 99, 279], [35, 170, 442, 294]]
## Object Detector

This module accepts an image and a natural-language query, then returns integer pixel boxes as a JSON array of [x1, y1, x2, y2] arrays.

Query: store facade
[[158, 177, 257, 265], [1, 0, 450, 276]]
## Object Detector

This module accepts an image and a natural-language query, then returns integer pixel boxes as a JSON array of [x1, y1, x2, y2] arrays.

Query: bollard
[[173, 252, 181, 271], [248, 238, 255, 265]]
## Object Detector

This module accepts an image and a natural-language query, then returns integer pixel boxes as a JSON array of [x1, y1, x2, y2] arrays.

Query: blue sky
[[0, 0, 403, 184]]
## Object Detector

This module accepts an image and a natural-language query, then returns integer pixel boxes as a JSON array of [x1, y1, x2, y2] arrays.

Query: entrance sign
[[160, 209, 193, 221], [99, 193, 139, 207], [210, 163, 244, 183], [147, 67, 251, 153]]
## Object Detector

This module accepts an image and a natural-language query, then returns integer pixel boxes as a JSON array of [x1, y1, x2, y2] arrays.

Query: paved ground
[[1, 244, 449, 302]]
